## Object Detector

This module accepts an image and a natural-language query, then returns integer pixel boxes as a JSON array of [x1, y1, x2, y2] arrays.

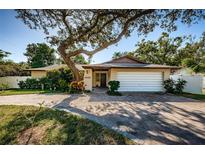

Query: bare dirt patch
[[17, 124, 49, 144]]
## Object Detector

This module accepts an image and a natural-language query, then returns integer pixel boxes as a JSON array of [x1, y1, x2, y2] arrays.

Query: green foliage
[[72, 54, 88, 64], [16, 10, 205, 49], [25, 78, 41, 89], [18, 81, 27, 89], [58, 79, 68, 92], [163, 78, 187, 94], [112, 52, 133, 59], [0, 61, 30, 77], [108, 80, 120, 92], [107, 80, 121, 96], [24, 43, 56, 68], [134, 32, 187, 66], [133, 32, 205, 73], [16, 10, 205, 80], [0, 49, 11, 61], [175, 79, 187, 94], [163, 79, 176, 93], [18, 68, 73, 91], [181, 33, 205, 73], [45, 68, 73, 91], [0, 89, 49, 96], [0, 83, 9, 91]]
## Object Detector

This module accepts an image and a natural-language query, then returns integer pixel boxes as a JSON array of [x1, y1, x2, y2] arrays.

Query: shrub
[[0, 83, 9, 91], [25, 78, 41, 89], [175, 78, 187, 94], [58, 79, 69, 92], [163, 78, 187, 94], [163, 79, 175, 93], [107, 80, 121, 96], [69, 80, 85, 93], [18, 81, 27, 89], [45, 68, 73, 91], [18, 68, 74, 91]]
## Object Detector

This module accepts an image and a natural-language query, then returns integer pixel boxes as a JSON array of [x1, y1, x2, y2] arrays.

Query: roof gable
[[103, 55, 146, 64]]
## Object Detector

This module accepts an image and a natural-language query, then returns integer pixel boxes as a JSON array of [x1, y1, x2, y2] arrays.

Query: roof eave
[[82, 65, 181, 69]]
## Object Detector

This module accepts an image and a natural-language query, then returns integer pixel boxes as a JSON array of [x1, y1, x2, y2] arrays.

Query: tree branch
[[67, 9, 155, 58], [60, 10, 73, 35]]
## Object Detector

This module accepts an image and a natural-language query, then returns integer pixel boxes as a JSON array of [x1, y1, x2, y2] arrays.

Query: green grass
[[0, 89, 61, 96], [179, 92, 205, 101], [0, 105, 134, 145]]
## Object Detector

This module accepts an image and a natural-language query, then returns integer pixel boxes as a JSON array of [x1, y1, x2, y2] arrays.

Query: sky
[[0, 9, 205, 64]]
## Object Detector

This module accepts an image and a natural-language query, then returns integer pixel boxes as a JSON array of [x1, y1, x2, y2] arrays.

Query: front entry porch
[[93, 71, 109, 88], [83, 68, 110, 91]]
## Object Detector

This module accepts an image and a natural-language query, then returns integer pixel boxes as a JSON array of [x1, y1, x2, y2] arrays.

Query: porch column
[[84, 69, 93, 91]]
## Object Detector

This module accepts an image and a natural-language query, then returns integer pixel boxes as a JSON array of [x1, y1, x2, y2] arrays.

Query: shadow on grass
[[0, 105, 132, 145]]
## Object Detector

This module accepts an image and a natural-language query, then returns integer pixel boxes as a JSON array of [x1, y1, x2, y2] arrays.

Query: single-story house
[[82, 56, 179, 92], [26, 56, 179, 92], [26, 64, 83, 78]]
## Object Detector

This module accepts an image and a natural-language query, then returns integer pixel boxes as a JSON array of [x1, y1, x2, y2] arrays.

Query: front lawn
[[0, 105, 134, 145], [0, 89, 56, 96], [179, 92, 205, 101]]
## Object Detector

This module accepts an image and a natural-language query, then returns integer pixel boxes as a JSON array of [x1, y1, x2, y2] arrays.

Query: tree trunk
[[64, 57, 81, 81], [58, 45, 82, 81]]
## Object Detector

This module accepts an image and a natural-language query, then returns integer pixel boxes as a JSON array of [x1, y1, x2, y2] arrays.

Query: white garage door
[[115, 72, 163, 92]]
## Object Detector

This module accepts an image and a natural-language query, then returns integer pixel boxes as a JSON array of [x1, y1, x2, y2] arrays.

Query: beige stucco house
[[26, 56, 179, 92], [82, 56, 179, 92]]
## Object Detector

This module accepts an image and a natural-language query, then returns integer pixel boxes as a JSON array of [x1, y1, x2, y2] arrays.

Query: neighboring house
[[82, 56, 179, 92], [26, 64, 84, 78]]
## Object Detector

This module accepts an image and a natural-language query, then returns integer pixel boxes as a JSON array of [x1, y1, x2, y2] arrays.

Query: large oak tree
[[16, 9, 205, 80]]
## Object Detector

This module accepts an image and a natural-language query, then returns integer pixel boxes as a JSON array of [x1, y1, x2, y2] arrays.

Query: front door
[[100, 73, 107, 87]]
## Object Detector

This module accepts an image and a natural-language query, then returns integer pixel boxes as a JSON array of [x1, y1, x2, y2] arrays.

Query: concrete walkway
[[0, 94, 69, 107]]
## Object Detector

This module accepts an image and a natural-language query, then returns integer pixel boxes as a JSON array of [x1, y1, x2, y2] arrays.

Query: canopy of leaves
[[24, 43, 56, 68], [112, 51, 133, 59], [181, 32, 205, 73], [0, 49, 11, 61], [72, 54, 88, 64], [134, 32, 188, 65], [129, 32, 205, 73], [16, 10, 205, 79], [16, 10, 205, 57], [56, 54, 88, 64], [0, 61, 30, 77]]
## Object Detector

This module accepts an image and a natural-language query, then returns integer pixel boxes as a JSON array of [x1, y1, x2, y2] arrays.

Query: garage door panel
[[116, 72, 163, 92]]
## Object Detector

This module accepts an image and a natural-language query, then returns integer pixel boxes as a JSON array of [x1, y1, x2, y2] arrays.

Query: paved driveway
[[54, 92, 205, 145], [0, 92, 205, 144]]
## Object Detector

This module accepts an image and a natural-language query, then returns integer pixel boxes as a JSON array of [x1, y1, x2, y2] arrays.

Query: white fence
[[203, 77, 205, 88], [171, 75, 203, 94], [0, 76, 31, 89]]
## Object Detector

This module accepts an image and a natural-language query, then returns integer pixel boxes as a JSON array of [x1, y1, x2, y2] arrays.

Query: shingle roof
[[26, 64, 84, 71], [82, 63, 179, 69], [82, 55, 180, 69]]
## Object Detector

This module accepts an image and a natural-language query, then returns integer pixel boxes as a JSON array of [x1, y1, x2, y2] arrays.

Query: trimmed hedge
[[18, 68, 74, 92]]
